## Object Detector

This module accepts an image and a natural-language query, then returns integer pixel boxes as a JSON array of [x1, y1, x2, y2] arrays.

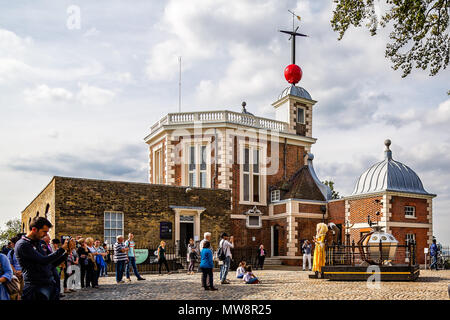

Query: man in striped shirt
[[113, 235, 129, 283]]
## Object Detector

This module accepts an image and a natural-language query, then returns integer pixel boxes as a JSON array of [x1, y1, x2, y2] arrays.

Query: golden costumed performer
[[312, 222, 328, 274]]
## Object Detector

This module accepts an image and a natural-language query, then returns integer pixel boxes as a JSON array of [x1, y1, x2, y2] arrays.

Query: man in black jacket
[[15, 217, 68, 300]]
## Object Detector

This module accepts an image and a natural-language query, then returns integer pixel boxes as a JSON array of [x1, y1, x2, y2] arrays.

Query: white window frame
[[296, 106, 305, 124], [182, 142, 211, 188], [153, 144, 163, 184], [271, 190, 281, 202], [239, 142, 266, 205], [404, 206, 416, 218], [104, 211, 124, 248]]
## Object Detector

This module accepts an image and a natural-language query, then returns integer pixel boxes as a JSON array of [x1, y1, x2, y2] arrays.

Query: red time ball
[[284, 64, 302, 84]]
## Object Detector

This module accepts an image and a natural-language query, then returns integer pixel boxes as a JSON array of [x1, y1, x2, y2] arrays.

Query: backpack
[[0, 257, 20, 297], [217, 240, 226, 261]]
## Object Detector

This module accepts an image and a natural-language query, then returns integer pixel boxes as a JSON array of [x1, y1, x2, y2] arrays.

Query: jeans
[[126, 256, 142, 279], [219, 256, 231, 282], [188, 260, 196, 272], [115, 260, 126, 282], [430, 255, 437, 270], [100, 264, 107, 276], [22, 283, 58, 300], [201, 268, 214, 288], [246, 277, 259, 284]]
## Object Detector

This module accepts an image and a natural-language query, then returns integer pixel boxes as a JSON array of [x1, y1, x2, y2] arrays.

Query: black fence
[[325, 241, 417, 266], [104, 241, 188, 274]]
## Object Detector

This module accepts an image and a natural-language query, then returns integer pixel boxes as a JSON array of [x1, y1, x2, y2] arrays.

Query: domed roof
[[278, 84, 312, 101], [352, 140, 432, 196]]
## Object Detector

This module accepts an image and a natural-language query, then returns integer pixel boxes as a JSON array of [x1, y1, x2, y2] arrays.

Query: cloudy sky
[[0, 1, 449, 243]]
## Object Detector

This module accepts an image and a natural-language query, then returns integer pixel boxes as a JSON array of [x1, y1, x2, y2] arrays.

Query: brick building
[[21, 84, 436, 266]]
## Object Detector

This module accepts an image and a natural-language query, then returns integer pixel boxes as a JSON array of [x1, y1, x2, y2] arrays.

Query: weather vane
[[279, 9, 308, 85]]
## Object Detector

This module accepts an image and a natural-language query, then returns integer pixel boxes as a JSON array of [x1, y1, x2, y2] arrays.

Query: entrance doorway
[[272, 225, 280, 256], [180, 222, 194, 247]]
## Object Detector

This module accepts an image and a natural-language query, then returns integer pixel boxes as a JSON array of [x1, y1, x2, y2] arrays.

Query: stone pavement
[[62, 269, 450, 300]]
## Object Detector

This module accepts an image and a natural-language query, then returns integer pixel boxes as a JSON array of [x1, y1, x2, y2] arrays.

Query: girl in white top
[[243, 265, 260, 284], [236, 261, 246, 279]]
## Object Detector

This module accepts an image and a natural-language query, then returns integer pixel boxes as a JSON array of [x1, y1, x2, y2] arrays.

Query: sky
[[0, 1, 449, 243]]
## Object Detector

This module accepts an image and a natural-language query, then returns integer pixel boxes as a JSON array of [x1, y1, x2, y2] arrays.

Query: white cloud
[[24, 84, 73, 103], [425, 99, 450, 125], [76, 83, 116, 106]]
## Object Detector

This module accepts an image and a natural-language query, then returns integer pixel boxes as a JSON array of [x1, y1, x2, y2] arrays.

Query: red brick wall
[[295, 217, 322, 256], [390, 196, 429, 223], [390, 227, 428, 264], [298, 203, 323, 214], [231, 219, 271, 254], [328, 200, 345, 224], [349, 196, 383, 224], [273, 203, 286, 214]]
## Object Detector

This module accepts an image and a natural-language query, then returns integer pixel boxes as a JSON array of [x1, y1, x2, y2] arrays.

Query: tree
[[323, 180, 342, 199], [0, 218, 22, 246], [331, 0, 449, 78]]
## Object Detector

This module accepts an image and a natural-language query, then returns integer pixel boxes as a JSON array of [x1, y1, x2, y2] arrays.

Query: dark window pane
[[248, 216, 260, 226], [189, 146, 195, 170], [253, 175, 259, 202], [297, 107, 305, 123], [200, 146, 206, 170], [243, 174, 249, 201], [244, 148, 249, 172], [253, 149, 259, 173]]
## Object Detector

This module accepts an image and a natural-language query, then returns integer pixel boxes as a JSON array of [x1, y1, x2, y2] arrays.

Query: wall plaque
[[160, 221, 172, 239]]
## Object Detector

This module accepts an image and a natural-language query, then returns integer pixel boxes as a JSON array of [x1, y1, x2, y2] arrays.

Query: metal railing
[[325, 241, 417, 266]]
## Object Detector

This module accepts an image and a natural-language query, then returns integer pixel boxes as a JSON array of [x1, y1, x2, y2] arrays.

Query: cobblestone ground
[[62, 269, 450, 300]]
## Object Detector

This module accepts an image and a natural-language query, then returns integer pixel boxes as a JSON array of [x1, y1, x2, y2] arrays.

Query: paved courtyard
[[62, 268, 450, 300]]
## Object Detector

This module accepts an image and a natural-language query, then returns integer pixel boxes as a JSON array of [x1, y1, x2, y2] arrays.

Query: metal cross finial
[[279, 10, 308, 65]]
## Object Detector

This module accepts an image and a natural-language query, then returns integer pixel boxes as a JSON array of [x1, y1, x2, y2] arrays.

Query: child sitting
[[236, 261, 246, 279], [243, 265, 260, 284]]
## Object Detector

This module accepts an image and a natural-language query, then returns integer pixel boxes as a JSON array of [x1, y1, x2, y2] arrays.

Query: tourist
[[76, 238, 90, 288], [187, 238, 197, 275], [302, 240, 312, 271], [85, 237, 98, 288], [93, 239, 108, 286], [63, 239, 78, 293], [199, 232, 212, 252], [218, 233, 234, 284], [429, 239, 438, 270], [243, 265, 259, 284], [7, 235, 24, 299], [113, 235, 129, 283], [199, 241, 217, 291], [15, 217, 68, 300], [0, 252, 13, 300], [256, 244, 266, 270], [125, 233, 145, 281], [40, 234, 65, 298], [236, 261, 246, 279], [1, 241, 13, 255], [51, 238, 61, 252], [157, 241, 171, 275], [101, 243, 110, 276]]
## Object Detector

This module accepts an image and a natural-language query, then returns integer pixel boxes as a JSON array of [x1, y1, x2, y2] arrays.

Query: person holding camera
[[218, 233, 234, 284], [15, 217, 69, 300]]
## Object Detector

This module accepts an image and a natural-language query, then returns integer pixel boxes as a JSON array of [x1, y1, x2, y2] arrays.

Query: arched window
[[36, 211, 39, 217], [45, 204, 50, 219], [22, 223, 25, 233], [28, 217, 31, 230]]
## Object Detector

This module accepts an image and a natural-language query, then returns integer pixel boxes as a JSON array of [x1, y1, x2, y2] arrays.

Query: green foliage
[[0, 218, 22, 246], [323, 180, 342, 199], [331, 0, 449, 77]]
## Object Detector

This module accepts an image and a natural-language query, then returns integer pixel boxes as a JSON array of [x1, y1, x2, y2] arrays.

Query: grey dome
[[278, 85, 312, 100], [352, 141, 431, 196]]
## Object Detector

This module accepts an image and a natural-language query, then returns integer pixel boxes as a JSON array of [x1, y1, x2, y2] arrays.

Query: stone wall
[[30, 177, 234, 246], [22, 179, 56, 238]]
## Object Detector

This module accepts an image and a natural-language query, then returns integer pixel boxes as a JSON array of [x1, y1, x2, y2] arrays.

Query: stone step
[[264, 258, 283, 265]]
